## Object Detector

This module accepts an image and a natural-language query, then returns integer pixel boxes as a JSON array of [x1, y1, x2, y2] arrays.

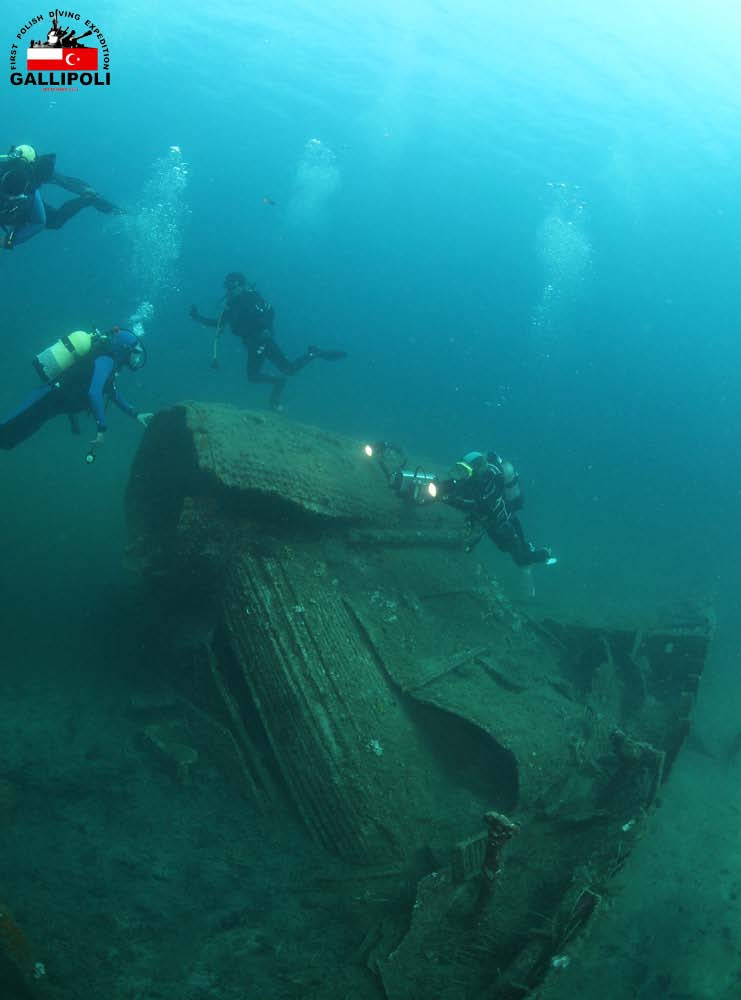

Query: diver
[[0, 328, 153, 459], [0, 144, 125, 251], [437, 450, 557, 568], [189, 271, 347, 411]]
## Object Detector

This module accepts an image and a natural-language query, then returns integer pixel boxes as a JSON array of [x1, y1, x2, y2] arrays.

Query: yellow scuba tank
[[33, 330, 96, 383]]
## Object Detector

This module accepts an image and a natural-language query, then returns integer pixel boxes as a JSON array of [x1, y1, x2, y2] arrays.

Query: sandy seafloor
[[1, 528, 738, 1000]]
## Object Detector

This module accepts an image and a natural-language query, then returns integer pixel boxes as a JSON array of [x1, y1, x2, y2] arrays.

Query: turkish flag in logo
[[27, 48, 98, 71]]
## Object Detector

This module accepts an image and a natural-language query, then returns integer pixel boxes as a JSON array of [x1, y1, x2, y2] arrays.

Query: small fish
[[262, 195, 277, 206]]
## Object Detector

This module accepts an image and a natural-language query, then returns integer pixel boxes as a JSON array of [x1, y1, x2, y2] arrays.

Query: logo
[[10, 9, 110, 91]]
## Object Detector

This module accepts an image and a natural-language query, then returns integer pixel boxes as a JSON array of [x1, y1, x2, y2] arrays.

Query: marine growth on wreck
[[120, 402, 712, 1000]]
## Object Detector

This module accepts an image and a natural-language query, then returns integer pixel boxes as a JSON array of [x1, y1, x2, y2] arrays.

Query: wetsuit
[[0, 152, 121, 249], [199, 286, 318, 408], [0, 335, 140, 451], [444, 453, 551, 566]]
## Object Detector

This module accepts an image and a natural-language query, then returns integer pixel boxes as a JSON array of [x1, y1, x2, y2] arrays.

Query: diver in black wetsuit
[[0, 144, 124, 250], [189, 271, 347, 411], [437, 450, 557, 567]]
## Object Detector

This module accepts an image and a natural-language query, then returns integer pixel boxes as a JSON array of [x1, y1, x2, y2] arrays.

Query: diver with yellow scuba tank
[[0, 144, 125, 250], [0, 327, 153, 461]]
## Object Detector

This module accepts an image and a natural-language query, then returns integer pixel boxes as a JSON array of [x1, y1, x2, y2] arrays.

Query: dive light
[[363, 441, 401, 460], [390, 468, 438, 505], [363, 440, 406, 481], [364, 438, 442, 504]]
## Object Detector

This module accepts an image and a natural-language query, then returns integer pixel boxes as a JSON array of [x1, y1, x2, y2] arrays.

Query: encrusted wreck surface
[[126, 402, 712, 999]]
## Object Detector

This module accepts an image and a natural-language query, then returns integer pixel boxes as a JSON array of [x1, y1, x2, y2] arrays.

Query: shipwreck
[[119, 402, 711, 1000]]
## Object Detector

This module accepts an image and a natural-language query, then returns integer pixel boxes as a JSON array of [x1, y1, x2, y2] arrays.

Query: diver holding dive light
[[0, 326, 153, 462], [366, 442, 556, 568], [435, 450, 557, 567]]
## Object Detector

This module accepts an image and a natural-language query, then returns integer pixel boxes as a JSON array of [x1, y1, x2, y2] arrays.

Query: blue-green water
[[1, 3, 740, 994], [4, 0, 740, 625]]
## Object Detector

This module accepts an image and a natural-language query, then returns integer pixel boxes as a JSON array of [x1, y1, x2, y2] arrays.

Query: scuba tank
[[33, 330, 97, 383]]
